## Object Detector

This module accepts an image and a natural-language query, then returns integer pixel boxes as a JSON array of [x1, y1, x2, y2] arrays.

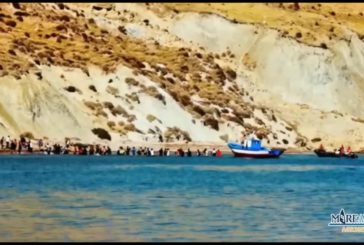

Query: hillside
[[0, 3, 364, 151]]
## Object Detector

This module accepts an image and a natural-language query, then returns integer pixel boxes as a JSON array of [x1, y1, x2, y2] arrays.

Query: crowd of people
[[318, 144, 353, 155], [116, 146, 223, 157], [0, 135, 223, 157], [0, 135, 33, 153], [0, 135, 117, 155]]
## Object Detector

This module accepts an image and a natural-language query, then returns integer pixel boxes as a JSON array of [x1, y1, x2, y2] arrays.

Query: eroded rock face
[[0, 3, 363, 150]]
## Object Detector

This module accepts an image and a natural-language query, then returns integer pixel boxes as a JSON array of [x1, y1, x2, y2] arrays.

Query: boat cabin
[[244, 139, 264, 150]]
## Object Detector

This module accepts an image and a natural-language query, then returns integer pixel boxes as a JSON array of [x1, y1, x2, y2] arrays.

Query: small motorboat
[[227, 138, 285, 158], [314, 149, 358, 159]]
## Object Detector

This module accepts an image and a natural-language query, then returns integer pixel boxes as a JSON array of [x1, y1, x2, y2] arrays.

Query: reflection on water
[[0, 155, 363, 241]]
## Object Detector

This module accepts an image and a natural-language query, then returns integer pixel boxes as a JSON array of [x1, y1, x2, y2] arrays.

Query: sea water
[[0, 154, 363, 242]]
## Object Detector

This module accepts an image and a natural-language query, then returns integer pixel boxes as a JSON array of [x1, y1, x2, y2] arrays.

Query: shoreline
[[2, 152, 363, 156], [0, 148, 335, 156], [1, 150, 363, 156], [1, 140, 360, 156], [0, 145, 316, 155], [0, 151, 316, 156]]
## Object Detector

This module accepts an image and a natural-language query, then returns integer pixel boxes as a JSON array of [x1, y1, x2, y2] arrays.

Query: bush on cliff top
[[92, 128, 111, 141]]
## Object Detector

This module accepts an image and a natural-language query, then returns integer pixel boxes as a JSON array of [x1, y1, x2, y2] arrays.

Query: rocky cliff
[[1, 3, 364, 151]]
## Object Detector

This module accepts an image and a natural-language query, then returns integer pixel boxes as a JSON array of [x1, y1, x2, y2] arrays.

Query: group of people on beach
[[0, 135, 33, 153], [0, 135, 223, 157], [0, 135, 114, 155], [116, 146, 222, 157]]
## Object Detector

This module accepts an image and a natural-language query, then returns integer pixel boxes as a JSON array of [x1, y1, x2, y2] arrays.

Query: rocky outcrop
[[0, 3, 363, 150]]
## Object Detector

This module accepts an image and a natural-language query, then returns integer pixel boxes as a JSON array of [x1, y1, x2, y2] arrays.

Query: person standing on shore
[[121, 146, 126, 155], [241, 133, 248, 148], [38, 139, 43, 151], [187, 148, 192, 157], [212, 148, 217, 157], [0, 136, 4, 149], [89, 145, 95, 155], [180, 148, 185, 157], [10, 139, 17, 154], [197, 149, 201, 156], [339, 145, 344, 155], [345, 146, 352, 155], [6, 136, 10, 149], [106, 146, 112, 155], [20, 136, 26, 146], [216, 149, 222, 157], [28, 140, 33, 153], [74, 145, 79, 155], [17, 140, 22, 154]]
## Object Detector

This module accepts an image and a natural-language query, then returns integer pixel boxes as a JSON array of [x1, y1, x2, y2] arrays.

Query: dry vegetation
[[139, 86, 166, 105], [20, 131, 34, 139], [106, 85, 119, 97], [0, 3, 251, 122], [146, 114, 162, 123], [91, 127, 111, 140], [164, 126, 192, 142], [0, 3, 298, 144], [153, 3, 364, 47], [352, 117, 364, 123]]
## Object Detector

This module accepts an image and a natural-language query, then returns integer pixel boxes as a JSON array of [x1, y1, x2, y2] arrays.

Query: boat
[[227, 138, 285, 158], [314, 149, 358, 159]]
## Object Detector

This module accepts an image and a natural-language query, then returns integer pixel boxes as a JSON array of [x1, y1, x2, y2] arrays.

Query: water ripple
[[0, 155, 363, 241]]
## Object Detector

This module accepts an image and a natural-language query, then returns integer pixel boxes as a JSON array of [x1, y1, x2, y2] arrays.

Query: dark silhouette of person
[[187, 148, 192, 157]]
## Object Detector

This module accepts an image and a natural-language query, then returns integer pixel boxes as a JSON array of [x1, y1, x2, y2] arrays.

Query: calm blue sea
[[0, 154, 363, 242]]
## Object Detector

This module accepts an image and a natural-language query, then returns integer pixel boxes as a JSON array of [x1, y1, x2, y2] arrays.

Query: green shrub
[[125, 77, 139, 86], [192, 105, 206, 116], [92, 128, 111, 140], [103, 101, 114, 110], [107, 121, 116, 128], [180, 94, 191, 106], [146, 114, 157, 122], [20, 132, 34, 139], [220, 134, 228, 142], [204, 117, 219, 131], [89, 85, 97, 92], [64, 86, 78, 93], [124, 123, 136, 131], [111, 105, 126, 116], [311, 137, 321, 143], [225, 68, 237, 80], [106, 85, 119, 96], [95, 108, 108, 118], [84, 101, 102, 110]]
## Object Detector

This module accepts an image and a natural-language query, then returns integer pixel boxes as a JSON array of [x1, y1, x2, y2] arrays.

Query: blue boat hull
[[227, 143, 285, 158]]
